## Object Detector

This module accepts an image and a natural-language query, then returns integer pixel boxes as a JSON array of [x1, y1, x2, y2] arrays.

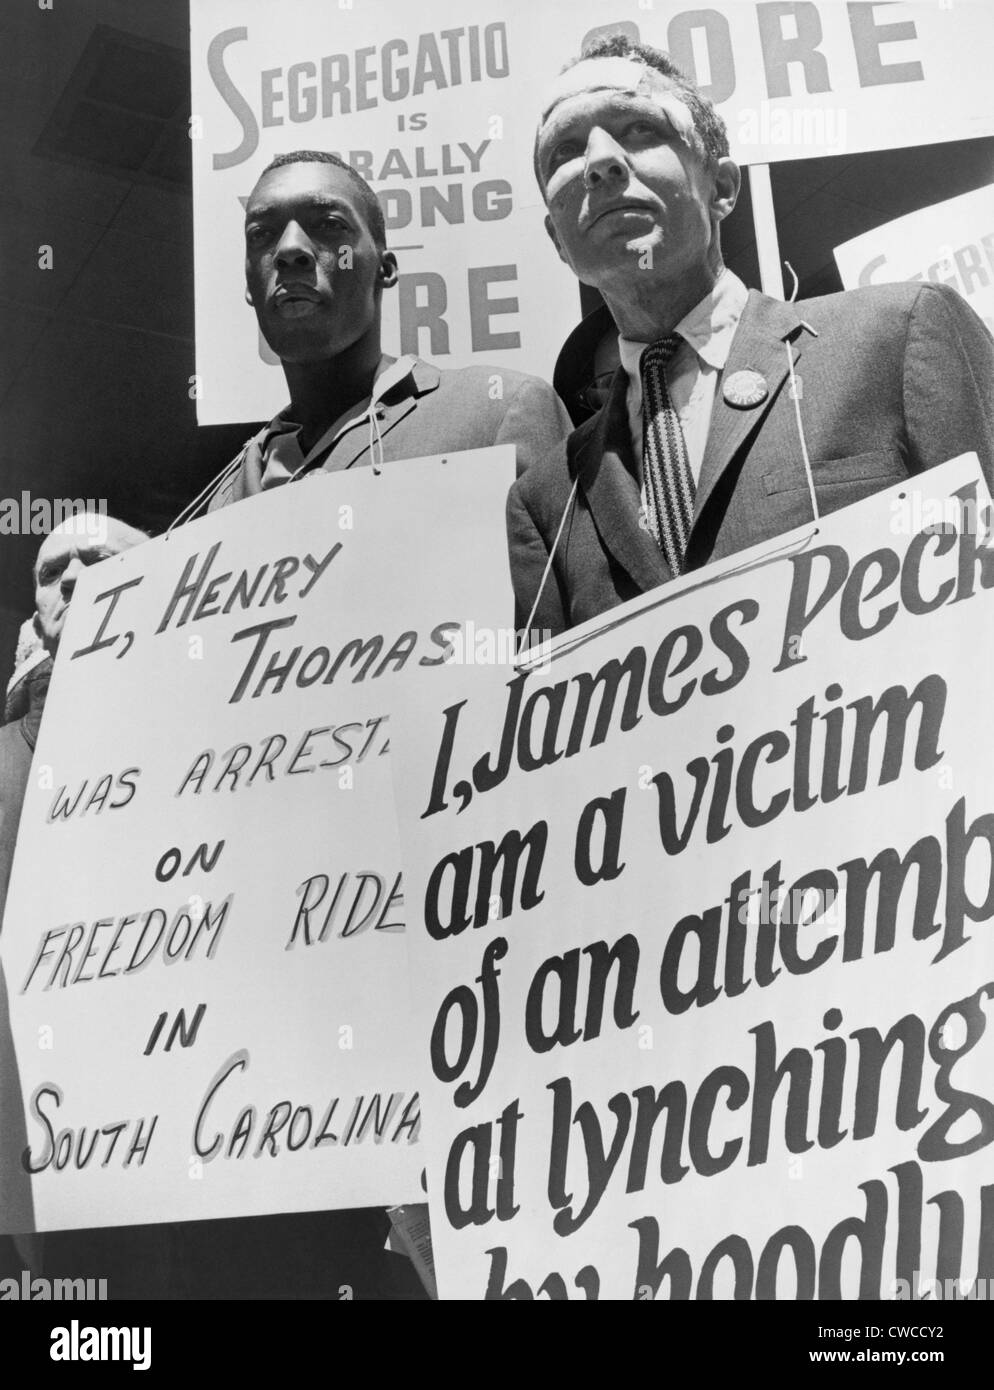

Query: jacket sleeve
[[493, 377, 573, 478], [903, 282, 994, 491], [506, 477, 567, 641]]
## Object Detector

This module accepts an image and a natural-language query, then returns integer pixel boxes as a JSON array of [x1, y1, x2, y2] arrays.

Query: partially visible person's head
[[33, 513, 147, 656], [534, 36, 739, 300], [243, 151, 397, 364]]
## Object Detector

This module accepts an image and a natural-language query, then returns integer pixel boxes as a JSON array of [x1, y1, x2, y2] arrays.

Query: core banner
[[190, 1, 994, 423]]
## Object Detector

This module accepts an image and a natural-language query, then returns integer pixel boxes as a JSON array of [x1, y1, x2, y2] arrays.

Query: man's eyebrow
[[245, 195, 355, 222]]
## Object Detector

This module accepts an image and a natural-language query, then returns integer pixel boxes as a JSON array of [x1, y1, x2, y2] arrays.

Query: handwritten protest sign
[[391, 455, 994, 1299], [835, 186, 994, 335], [0, 447, 514, 1231], [191, 0, 994, 424]]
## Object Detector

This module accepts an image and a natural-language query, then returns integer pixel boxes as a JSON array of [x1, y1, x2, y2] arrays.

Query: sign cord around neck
[[166, 450, 247, 533], [516, 475, 580, 660], [786, 337, 820, 526], [368, 404, 386, 475]]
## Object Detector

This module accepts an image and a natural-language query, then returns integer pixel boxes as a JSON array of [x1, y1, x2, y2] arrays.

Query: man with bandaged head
[[508, 35, 994, 635]]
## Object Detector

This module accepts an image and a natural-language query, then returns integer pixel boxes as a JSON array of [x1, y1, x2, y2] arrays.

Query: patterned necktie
[[640, 335, 694, 575]]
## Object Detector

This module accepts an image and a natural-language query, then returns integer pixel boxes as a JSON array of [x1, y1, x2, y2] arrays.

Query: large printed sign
[[191, 1, 994, 424], [391, 455, 994, 1299], [0, 447, 514, 1231], [835, 185, 994, 334]]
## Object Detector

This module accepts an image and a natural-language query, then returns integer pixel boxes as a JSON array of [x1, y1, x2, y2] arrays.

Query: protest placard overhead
[[191, 0, 994, 423], [835, 185, 994, 335]]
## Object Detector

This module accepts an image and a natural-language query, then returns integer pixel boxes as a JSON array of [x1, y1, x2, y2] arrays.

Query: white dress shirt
[[618, 269, 750, 492]]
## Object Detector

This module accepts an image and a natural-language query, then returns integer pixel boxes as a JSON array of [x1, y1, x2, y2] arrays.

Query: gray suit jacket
[[210, 358, 571, 509], [508, 282, 994, 636]]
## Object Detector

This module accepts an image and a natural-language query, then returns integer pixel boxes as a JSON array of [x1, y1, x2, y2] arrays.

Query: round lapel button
[[723, 369, 769, 409]]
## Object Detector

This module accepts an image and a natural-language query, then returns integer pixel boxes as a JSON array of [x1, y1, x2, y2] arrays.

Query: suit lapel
[[229, 429, 266, 500], [692, 291, 806, 531], [337, 359, 439, 469], [572, 292, 809, 593], [337, 396, 419, 469], [574, 366, 672, 593]]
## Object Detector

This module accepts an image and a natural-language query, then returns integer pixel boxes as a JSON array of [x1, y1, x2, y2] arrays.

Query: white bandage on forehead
[[539, 56, 698, 153]]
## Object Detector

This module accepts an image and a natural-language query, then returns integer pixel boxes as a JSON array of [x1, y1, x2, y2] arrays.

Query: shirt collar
[[263, 353, 416, 447], [618, 268, 749, 383], [257, 354, 419, 489]]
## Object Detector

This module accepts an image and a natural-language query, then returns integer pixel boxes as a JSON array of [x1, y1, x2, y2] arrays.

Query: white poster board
[[0, 446, 514, 1232], [834, 185, 994, 334], [391, 454, 994, 1299]]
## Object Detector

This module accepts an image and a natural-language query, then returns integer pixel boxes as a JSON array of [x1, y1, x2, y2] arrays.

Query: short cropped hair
[[534, 34, 730, 194], [258, 150, 387, 249]]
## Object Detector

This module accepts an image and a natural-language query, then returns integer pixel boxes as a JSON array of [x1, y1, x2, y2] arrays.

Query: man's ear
[[544, 213, 571, 268], [711, 157, 741, 225], [31, 611, 42, 642], [244, 283, 254, 307], [379, 250, 399, 289]]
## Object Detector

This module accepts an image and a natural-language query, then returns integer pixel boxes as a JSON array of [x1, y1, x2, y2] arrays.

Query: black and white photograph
[[0, 0, 992, 1359]]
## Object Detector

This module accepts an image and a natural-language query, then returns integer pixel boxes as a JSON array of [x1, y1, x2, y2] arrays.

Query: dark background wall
[[1, 0, 991, 688]]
